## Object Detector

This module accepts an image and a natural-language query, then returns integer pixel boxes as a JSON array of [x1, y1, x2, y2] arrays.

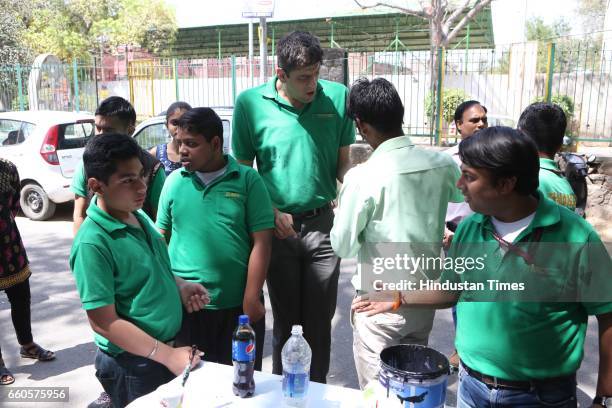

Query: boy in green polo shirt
[[232, 30, 355, 383], [70, 133, 209, 407], [354, 127, 612, 407], [157, 108, 274, 369], [72, 96, 166, 236], [518, 102, 577, 211]]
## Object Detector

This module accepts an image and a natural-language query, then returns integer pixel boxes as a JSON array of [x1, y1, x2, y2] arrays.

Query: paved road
[[0, 203, 601, 407]]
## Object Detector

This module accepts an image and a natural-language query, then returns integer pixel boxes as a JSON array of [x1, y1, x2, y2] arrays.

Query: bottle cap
[[291, 325, 303, 335], [239, 314, 249, 325]]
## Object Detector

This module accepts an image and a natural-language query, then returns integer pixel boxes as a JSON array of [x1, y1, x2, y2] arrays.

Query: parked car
[[0, 110, 95, 220], [132, 106, 234, 155]]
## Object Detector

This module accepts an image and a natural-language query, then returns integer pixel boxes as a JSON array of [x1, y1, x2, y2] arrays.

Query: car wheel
[[20, 183, 56, 221]]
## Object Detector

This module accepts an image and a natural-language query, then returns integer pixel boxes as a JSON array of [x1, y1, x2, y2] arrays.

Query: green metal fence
[[2, 41, 611, 144]]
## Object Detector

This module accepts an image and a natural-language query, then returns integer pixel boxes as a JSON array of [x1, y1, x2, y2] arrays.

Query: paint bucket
[[374, 344, 449, 408]]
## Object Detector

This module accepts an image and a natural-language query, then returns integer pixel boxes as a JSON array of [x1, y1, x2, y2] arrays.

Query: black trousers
[[267, 207, 340, 384], [1, 278, 33, 354], [175, 297, 265, 370]]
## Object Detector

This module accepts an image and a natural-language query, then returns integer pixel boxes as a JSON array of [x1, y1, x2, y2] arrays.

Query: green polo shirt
[[71, 159, 166, 219], [232, 76, 356, 213], [330, 136, 463, 291], [156, 155, 274, 310], [539, 158, 576, 210], [69, 197, 182, 356], [443, 192, 612, 380]]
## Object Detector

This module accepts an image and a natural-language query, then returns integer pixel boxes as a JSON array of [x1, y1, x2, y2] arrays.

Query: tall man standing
[[232, 31, 355, 383]]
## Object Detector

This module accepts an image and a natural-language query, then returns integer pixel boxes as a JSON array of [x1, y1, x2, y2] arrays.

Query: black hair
[[165, 101, 192, 123], [276, 31, 323, 74], [453, 100, 487, 123], [517, 102, 567, 157], [347, 77, 404, 135], [95, 96, 136, 128], [459, 126, 539, 196], [177, 107, 223, 148], [83, 133, 143, 184]]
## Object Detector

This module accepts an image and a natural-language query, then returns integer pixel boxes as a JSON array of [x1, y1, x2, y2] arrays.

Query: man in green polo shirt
[[331, 78, 463, 389], [518, 102, 577, 211], [72, 96, 166, 236], [70, 133, 209, 407], [157, 107, 274, 369], [354, 127, 611, 407], [232, 31, 355, 383]]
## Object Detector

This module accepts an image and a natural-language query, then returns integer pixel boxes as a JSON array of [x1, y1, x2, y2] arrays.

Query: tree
[[525, 16, 601, 74], [0, 0, 34, 109], [23, 0, 177, 62], [576, 0, 607, 33], [353, 0, 493, 49], [353, 0, 493, 138]]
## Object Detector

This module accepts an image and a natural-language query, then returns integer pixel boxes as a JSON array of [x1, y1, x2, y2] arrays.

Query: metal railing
[[2, 42, 611, 144]]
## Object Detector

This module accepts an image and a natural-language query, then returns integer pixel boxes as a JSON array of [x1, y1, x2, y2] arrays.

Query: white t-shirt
[[196, 165, 227, 186], [491, 212, 536, 243], [444, 144, 473, 224]]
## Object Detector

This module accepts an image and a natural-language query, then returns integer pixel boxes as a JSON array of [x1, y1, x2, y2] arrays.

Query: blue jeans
[[94, 349, 174, 408], [457, 366, 577, 408]]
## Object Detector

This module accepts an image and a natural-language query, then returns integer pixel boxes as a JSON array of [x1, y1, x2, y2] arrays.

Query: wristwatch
[[593, 396, 611, 407]]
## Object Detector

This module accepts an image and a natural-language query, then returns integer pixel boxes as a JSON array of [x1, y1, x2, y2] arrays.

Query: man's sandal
[[20, 344, 55, 361], [0, 364, 15, 385]]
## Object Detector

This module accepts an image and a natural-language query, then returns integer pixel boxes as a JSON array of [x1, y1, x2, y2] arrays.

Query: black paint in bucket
[[379, 344, 450, 407]]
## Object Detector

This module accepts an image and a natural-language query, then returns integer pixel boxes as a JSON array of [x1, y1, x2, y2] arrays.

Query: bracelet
[[392, 291, 402, 310], [147, 339, 159, 359]]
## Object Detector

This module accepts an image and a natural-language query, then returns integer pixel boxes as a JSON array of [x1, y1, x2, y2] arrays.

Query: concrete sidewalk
[[0, 203, 601, 407]]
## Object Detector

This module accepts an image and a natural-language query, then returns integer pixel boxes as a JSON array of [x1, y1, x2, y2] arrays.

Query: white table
[[128, 361, 365, 407]]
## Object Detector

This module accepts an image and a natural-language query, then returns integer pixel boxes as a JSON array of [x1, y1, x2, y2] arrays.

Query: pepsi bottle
[[232, 314, 256, 398]]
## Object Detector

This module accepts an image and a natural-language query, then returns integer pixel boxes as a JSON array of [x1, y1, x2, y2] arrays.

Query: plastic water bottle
[[232, 314, 255, 398], [281, 325, 312, 406]]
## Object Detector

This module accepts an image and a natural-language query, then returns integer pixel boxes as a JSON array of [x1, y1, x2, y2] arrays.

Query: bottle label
[[282, 371, 309, 398], [232, 340, 255, 362]]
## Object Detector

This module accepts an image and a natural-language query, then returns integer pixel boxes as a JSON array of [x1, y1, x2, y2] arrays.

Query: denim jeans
[[457, 366, 577, 408], [94, 348, 174, 408]]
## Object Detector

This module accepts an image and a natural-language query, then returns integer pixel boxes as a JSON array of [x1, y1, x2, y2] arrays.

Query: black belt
[[290, 203, 332, 219], [461, 360, 575, 391]]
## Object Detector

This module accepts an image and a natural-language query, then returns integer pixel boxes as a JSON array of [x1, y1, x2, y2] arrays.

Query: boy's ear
[[213, 135, 223, 153], [127, 123, 136, 136], [276, 67, 287, 83], [88, 177, 104, 195], [496, 176, 517, 195]]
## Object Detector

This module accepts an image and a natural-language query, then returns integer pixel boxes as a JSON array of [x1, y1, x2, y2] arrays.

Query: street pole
[[259, 17, 267, 84], [249, 20, 254, 87]]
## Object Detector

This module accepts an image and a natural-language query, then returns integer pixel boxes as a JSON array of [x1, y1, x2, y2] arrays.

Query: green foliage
[[425, 88, 469, 124], [23, 0, 177, 62], [576, 0, 606, 32], [532, 94, 575, 119], [524, 16, 602, 74], [0, 1, 33, 109]]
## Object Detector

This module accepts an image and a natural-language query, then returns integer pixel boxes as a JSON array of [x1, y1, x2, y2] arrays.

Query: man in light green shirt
[[518, 102, 577, 211], [330, 78, 463, 388]]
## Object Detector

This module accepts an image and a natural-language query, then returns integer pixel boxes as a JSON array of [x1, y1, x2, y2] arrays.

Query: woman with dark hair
[[0, 158, 55, 386], [149, 101, 192, 175]]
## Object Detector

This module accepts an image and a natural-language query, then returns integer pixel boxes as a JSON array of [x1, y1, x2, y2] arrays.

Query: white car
[[0, 110, 95, 220], [132, 106, 234, 155]]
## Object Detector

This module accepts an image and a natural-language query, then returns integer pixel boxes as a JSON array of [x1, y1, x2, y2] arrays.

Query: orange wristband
[[392, 291, 402, 310]]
